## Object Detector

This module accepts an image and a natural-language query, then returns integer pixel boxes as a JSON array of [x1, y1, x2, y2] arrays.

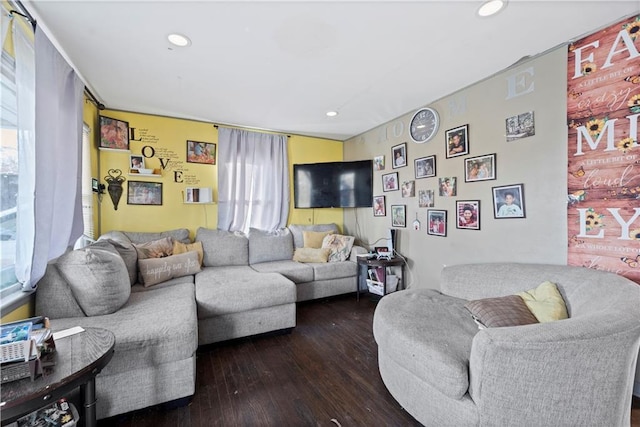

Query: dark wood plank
[[98, 294, 640, 426]]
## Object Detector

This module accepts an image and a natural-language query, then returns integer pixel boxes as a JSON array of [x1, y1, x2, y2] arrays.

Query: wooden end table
[[357, 256, 405, 300], [1, 327, 115, 427]]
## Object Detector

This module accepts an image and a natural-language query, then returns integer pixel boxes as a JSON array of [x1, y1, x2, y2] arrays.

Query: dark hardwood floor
[[99, 294, 640, 427]]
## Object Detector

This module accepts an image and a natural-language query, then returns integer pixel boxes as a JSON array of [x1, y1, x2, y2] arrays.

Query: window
[[79, 124, 95, 243], [1, 49, 19, 294]]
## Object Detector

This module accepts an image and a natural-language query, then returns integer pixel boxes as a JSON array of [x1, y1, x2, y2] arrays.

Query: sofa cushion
[[35, 263, 86, 319], [98, 231, 138, 286], [293, 247, 330, 263], [196, 228, 249, 267], [322, 234, 355, 262], [373, 289, 478, 400], [123, 228, 190, 244], [464, 295, 539, 328], [138, 251, 202, 287], [251, 260, 315, 283], [48, 282, 197, 376], [517, 281, 569, 322], [173, 240, 204, 265], [248, 228, 293, 264], [288, 223, 339, 249], [195, 266, 295, 317], [56, 241, 131, 316], [303, 230, 334, 248], [312, 261, 357, 281]]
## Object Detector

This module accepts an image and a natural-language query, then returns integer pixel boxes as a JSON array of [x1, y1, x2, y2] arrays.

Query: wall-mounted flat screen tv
[[294, 160, 373, 208]]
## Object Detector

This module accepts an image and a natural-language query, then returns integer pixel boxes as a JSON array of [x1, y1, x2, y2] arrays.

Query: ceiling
[[23, 1, 640, 141]]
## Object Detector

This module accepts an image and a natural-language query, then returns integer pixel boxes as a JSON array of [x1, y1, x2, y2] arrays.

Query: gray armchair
[[373, 263, 640, 426]]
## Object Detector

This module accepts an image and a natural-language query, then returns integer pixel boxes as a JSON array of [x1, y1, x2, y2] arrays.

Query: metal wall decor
[[105, 169, 126, 210]]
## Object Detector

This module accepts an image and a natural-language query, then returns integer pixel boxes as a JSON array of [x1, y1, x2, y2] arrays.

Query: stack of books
[[0, 317, 55, 384]]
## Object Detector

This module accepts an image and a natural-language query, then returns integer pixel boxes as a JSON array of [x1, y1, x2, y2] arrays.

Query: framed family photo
[[186, 140, 216, 164], [373, 195, 386, 216], [99, 116, 129, 150], [401, 181, 415, 198], [382, 172, 399, 192], [127, 181, 163, 206], [427, 209, 447, 237], [415, 155, 436, 179], [392, 143, 407, 169], [456, 200, 480, 230], [374, 155, 385, 171], [465, 153, 496, 182], [445, 124, 469, 158], [129, 154, 144, 172], [418, 189, 434, 207], [391, 205, 406, 227], [492, 184, 525, 218]]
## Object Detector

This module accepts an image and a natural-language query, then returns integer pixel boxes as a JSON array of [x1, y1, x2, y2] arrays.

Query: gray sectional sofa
[[373, 263, 640, 426], [34, 223, 364, 420]]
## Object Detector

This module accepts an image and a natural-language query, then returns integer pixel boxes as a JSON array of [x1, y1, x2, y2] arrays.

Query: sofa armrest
[[349, 245, 368, 262], [468, 314, 640, 425]]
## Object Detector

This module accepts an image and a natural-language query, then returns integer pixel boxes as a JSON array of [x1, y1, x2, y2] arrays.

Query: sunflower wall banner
[[567, 15, 640, 285]]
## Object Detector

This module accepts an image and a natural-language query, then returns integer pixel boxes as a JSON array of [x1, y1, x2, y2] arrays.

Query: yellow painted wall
[[1, 299, 33, 323], [96, 109, 343, 238], [288, 134, 344, 229]]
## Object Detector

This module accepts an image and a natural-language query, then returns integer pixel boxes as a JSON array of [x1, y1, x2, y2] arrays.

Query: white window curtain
[[18, 28, 84, 290], [217, 127, 289, 233]]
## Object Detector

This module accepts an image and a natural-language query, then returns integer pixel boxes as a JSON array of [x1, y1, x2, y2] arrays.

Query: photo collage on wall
[[372, 109, 531, 236]]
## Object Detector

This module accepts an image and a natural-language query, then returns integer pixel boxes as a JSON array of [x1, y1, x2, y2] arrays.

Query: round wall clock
[[409, 107, 439, 143]]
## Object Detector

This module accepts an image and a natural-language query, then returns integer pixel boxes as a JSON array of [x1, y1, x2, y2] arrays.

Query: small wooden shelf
[[98, 147, 131, 153], [128, 173, 161, 178]]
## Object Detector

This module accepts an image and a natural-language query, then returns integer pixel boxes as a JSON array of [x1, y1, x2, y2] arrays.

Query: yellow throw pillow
[[293, 247, 330, 263], [517, 281, 568, 323], [303, 230, 334, 249], [172, 240, 204, 266]]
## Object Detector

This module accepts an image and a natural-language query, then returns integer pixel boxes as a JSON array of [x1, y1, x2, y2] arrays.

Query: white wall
[[343, 40, 640, 398], [344, 47, 568, 289]]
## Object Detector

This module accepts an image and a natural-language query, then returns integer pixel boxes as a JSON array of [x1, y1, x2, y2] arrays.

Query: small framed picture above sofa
[[127, 181, 162, 206]]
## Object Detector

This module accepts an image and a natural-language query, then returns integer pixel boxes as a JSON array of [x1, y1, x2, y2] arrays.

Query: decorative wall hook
[[105, 169, 126, 210]]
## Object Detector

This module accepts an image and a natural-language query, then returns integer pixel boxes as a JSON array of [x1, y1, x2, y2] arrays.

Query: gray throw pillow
[[98, 234, 138, 286], [56, 240, 131, 316], [138, 251, 201, 287], [464, 294, 539, 329]]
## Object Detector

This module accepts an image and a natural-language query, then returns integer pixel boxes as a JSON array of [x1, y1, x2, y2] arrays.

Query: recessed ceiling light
[[168, 33, 191, 47], [477, 0, 507, 17], [326, 111, 338, 117]]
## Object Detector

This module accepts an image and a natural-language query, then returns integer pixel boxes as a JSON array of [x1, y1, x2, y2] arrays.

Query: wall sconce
[[104, 169, 126, 210]]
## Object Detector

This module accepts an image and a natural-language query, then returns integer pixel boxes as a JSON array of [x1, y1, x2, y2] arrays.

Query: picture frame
[[373, 155, 385, 171], [186, 140, 216, 165], [492, 184, 525, 218], [382, 172, 399, 192], [445, 124, 469, 158], [373, 195, 386, 216], [418, 189, 434, 207], [127, 181, 163, 206], [401, 180, 415, 198], [456, 200, 480, 230], [392, 142, 407, 169], [427, 209, 447, 236], [129, 154, 145, 173], [438, 177, 457, 197], [391, 205, 406, 227], [506, 111, 535, 142], [465, 153, 496, 182], [99, 116, 129, 150], [415, 155, 436, 179]]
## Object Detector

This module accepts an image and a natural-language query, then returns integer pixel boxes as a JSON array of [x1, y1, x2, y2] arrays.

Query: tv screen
[[294, 160, 373, 208]]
